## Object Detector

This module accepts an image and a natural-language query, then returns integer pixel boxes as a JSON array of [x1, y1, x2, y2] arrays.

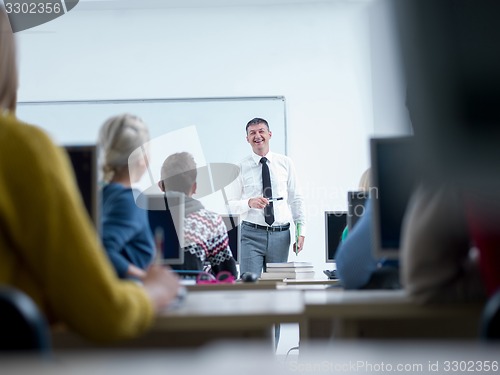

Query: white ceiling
[[76, 0, 372, 11]]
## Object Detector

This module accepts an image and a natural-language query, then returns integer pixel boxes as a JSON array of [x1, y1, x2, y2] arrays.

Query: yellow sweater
[[0, 114, 153, 343]]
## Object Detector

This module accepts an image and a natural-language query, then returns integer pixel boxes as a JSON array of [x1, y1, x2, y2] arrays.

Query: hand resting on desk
[[142, 265, 181, 312]]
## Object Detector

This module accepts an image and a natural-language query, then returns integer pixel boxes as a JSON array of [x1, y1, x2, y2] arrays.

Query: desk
[[301, 289, 484, 341], [184, 278, 340, 292], [275, 279, 341, 292], [3, 341, 499, 375], [280, 278, 341, 287], [52, 289, 304, 349], [296, 341, 500, 374], [185, 280, 278, 292]]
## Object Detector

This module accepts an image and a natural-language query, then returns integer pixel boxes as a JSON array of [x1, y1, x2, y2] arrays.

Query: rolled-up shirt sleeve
[[286, 157, 307, 236]]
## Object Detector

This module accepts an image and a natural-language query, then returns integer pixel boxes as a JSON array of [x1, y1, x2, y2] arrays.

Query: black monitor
[[146, 192, 185, 265], [63, 145, 99, 228], [371, 136, 416, 260], [347, 191, 369, 231], [325, 211, 347, 263], [220, 214, 240, 264]]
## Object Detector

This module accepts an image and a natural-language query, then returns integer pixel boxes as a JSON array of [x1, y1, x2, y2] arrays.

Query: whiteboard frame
[[17, 95, 288, 155]]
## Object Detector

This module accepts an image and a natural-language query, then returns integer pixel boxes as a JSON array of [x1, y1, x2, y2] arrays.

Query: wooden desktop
[[4, 340, 500, 374], [301, 289, 484, 341], [51, 289, 304, 349], [51, 280, 485, 349]]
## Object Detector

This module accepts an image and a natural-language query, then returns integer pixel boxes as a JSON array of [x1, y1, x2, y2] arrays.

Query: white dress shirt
[[226, 151, 306, 236]]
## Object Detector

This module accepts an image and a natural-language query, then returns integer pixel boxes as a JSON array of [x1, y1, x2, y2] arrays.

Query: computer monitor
[[371, 136, 416, 260], [347, 191, 369, 231], [324, 211, 347, 263], [220, 214, 241, 264], [63, 145, 99, 228], [146, 192, 185, 265]]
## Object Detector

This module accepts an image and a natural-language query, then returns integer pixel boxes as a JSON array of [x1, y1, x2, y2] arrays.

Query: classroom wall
[[15, 0, 406, 272]]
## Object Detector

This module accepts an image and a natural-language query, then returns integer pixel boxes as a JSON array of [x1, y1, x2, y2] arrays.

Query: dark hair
[[245, 118, 269, 133]]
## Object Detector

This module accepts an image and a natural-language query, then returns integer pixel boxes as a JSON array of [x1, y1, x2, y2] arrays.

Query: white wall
[[368, 0, 411, 135], [16, 0, 403, 273]]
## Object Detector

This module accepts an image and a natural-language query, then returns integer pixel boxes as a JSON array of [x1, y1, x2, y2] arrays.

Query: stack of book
[[260, 261, 315, 280]]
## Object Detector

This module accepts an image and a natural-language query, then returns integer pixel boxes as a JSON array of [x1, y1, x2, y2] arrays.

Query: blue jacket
[[100, 183, 154, 278], [336, 199, 378, 289]]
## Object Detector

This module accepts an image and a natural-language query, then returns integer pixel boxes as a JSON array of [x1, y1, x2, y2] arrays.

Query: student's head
[[159, 152, 197, 196], [245, 117, 272, 156], [358, 168, 372, 192], [0, 8, 18, 113], [393, 0, 500, 189], [97, 113, 150, 184]]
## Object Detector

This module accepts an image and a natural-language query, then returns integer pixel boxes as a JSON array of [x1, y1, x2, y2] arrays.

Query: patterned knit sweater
[[173, 197, 237, 276]]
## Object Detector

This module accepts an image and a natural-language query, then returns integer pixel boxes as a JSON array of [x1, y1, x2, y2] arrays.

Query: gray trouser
[[239, 221, 290, 350], [239, 222, 291, 275]]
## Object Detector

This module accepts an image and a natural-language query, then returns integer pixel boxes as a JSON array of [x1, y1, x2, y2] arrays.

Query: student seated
[[341, 168, 372, 241], [391, 0, 500, 303], [335, 200, 399, 290], [0, 8, 180, 343], [158, 152, 238, 277], [401, 184, 488, 303], [97, 114, 155, 280], [326, 168, 392, 286]]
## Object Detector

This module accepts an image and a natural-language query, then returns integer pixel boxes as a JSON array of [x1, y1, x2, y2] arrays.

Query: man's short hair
[[160, 152, 197, 195], [245, 118, 269, 133]]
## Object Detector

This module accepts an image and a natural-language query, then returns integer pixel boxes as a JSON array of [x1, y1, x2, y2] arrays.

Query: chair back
[[0, 285, 51, 354], [480, 288, 500, 340]]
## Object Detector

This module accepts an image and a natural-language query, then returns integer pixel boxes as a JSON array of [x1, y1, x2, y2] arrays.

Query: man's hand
[[293, 235, 305, 254], [248, 197, 270, 209]]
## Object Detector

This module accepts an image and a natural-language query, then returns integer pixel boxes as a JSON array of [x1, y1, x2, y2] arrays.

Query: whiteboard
[[16, 97, 287, 213], [17, 97, 286, 160]]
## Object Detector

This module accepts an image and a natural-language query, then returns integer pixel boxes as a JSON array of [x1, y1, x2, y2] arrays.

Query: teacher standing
[[227, 118, 306, 275]]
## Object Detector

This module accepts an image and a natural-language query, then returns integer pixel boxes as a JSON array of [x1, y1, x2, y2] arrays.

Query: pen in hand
[[295, 222, 302, 256], [268, 197, 283, 201]]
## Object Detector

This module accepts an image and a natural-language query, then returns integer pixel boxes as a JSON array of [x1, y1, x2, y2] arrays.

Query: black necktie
[[260, 157, 275, 225]]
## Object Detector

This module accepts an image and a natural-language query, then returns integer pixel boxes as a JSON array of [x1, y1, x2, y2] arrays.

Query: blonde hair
[[97, 113, 150, 183], [160, 152, 197, 195], [0, 8, 18, 113], [358, 168, 372, 191]]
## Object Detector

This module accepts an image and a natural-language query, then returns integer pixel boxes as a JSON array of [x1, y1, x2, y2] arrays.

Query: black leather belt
[[243, 221, 290, 232]]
